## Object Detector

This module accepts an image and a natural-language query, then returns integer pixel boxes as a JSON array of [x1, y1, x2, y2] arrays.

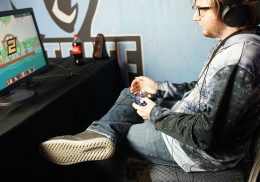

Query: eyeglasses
[[193, 6, 211, 17]]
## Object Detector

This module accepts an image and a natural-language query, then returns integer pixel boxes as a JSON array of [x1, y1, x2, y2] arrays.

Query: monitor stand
[[0, 88, 35, 107]]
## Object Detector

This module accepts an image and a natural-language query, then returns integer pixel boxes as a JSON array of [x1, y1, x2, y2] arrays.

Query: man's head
[[193, 0, 258, 39]]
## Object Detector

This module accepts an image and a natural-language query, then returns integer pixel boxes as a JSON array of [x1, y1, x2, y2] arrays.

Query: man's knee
[[120, 88, 131, 95]]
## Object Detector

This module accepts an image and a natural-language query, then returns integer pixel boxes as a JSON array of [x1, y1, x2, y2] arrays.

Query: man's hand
[[132, 97, 156, 120], [130, 76, 158, 95]]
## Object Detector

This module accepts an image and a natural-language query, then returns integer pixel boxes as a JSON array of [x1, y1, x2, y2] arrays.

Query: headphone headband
[[223, 0, 235, 6]]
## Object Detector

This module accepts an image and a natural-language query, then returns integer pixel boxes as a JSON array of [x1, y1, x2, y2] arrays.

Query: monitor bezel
[[0, 7, 49, 97]]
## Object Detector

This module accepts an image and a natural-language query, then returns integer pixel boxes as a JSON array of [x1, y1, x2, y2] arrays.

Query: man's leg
[[127, 121, 177, 166], [39, 88, 143, 165], [88, 88, 143, 144]]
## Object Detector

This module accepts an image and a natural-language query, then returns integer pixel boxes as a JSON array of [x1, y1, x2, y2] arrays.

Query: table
[[0, 57, 125, 180]]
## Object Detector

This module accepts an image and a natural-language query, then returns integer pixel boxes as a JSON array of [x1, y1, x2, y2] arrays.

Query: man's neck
[[219, 26, 245, 40]]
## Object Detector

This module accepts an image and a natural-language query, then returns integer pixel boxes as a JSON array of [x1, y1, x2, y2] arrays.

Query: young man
[[40, 0, 260, 172]]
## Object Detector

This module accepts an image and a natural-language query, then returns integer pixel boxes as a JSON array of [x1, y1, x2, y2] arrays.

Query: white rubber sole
[[39, 137, 115, 165]]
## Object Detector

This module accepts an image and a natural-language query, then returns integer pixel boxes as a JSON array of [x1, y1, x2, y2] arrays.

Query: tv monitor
[[0, 8, 48, 106]]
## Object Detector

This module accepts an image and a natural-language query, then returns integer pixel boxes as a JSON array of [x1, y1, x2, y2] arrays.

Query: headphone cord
[[196, 29, 244, 112]]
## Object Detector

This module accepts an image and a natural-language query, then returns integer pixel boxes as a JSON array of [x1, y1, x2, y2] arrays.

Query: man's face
[[193, 0, 224, 38]]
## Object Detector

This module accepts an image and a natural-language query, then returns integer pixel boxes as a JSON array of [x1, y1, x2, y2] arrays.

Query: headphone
[[221, 0, 249, 27]]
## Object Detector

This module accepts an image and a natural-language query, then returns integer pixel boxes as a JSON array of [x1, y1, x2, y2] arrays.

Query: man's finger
[[132, 103, 141, 110]]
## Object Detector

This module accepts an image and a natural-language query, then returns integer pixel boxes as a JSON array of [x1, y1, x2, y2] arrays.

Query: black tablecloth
[[0, 57, 125, 180]]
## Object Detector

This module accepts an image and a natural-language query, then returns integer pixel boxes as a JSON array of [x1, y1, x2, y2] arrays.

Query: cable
[[49, 62, 75, 71]]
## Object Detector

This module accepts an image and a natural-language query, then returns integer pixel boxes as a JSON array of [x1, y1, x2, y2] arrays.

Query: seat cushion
[[150, 164, 246, 182]]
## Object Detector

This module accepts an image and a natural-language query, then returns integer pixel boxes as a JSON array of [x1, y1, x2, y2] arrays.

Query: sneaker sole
[[39, 137, 115, 165]]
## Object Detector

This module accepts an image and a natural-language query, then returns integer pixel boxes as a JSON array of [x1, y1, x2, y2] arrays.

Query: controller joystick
[[134, 91, 147, 106]]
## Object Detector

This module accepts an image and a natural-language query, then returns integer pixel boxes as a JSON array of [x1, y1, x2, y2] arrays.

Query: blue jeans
[[88, 88, 177, 166]]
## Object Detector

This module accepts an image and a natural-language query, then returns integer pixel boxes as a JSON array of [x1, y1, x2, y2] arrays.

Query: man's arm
[[156, 81, 197, 100], [151, 66, 258, 150]]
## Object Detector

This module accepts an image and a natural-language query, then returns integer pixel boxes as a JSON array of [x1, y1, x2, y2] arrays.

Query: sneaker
[[39, 130, 115, 165]]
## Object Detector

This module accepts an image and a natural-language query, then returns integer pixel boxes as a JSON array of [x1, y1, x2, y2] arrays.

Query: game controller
[[134, 91, 147, 106]]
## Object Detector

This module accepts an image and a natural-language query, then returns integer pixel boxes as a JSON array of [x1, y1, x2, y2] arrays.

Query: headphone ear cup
[[221, 4, 248, 27]]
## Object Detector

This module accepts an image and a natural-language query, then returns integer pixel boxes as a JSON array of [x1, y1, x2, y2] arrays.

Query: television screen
[[0, 8, 48, 106]]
